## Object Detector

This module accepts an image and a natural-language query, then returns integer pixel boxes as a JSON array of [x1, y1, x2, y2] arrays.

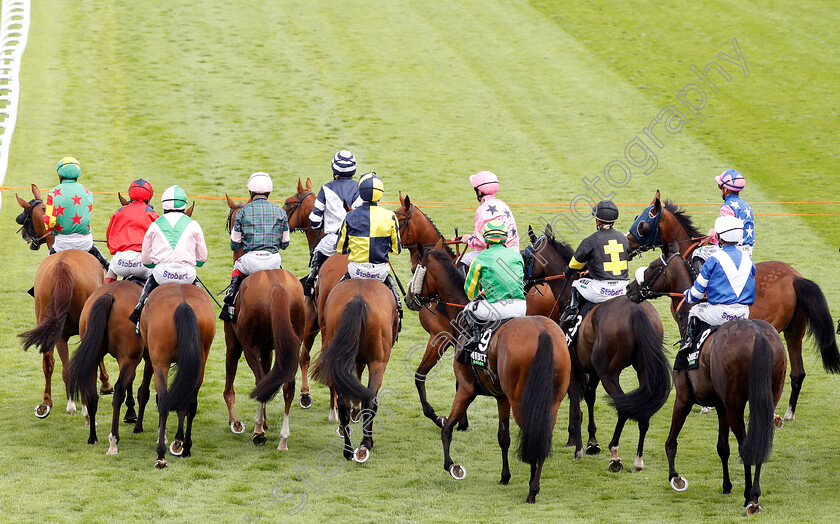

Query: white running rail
[[0, 0, 29, 212]]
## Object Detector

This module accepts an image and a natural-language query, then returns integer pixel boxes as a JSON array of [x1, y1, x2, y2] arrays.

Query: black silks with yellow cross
[[567, 228, 631, 281]]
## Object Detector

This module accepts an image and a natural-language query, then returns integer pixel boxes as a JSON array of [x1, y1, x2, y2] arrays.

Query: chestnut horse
[[524, 226, 672, 472], [408, 244, 571, 503], [67, 281, 144, 454], [626, 191, 840, 420], [311, 278, 398, 464], [140, 284, 215, 469], [16, 185, 113, 418], [395, 193, 556, 429]]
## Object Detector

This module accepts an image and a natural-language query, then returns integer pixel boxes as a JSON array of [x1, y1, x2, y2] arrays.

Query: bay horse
[[408, 244, 572, 503], [311, 277, 398, 464], [16, 184, 113, 417], [223, 191, 307, 449], [626, 190, 840, 420], [139, 283, 215, 469], [524, 225, 672, 472], [66, 281, 144, 454], [395, 193, 556, 429]]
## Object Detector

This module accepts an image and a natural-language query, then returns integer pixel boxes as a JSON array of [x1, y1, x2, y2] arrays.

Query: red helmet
[[128, 179, 154, 202]]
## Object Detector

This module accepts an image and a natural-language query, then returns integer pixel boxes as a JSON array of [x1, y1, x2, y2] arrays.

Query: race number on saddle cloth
[[458, 220, 526, 368], [676, 216, 756, 371], [220, 172, 290, 321], [42, 157, 110, 270], [459, 171, 519, 270], [105, 179, 158, 282], [694, 169, 755, 262]]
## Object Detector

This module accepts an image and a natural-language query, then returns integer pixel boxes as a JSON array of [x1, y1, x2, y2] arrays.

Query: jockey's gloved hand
[[563, 266, 576, 279]]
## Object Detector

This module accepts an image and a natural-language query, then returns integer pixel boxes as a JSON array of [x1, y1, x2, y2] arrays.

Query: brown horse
[[16, 185, 114, 417], [140, 283, 215, 469], [524, 226, 672, 471], [408, 244, 571, 503], [626, 191, 840, 420], [66, 281, 145, 454], [395, 193, 556, 429], [311, 278, 398, 463]]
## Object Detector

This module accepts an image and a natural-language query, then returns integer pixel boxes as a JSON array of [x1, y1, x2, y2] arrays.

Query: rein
[[636, 253, 693, 301], [285, 190, 317, 232], [17, 198, 49, 249]]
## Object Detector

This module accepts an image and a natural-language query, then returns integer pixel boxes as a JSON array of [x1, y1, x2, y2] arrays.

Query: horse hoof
[[100, 386, 114, 396], [123, 413, 137, 424], [66, 401, 77, 416], [575, 449, 584, 460], [277, 439, 288, 451], [34, 404, 51, 418], [586, 444, 601, 456], [106, 434, 118, 455], [353, 446, 369, 463], [609, 459, 623, 473], [154, 459, 168, 469], [230, 421, 245, 434], [435, 416, 447, 429], [449, 464, 466, 480], [299, 394, 313, 409], [350, 408, 362, 424], [670, 476, 688, 492], [700, 406, 713, 415], [337, 425, 352, 437], [169, 439, 184, 456], [784, 406, 795, 421], [253, 433, 267, 446], [746, 502, 761, 516], [774, 414, 784, 429], [565, 437, 575, 447]]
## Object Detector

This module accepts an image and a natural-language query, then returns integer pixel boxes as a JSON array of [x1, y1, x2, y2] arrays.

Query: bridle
[[16, 198, 49, 250], [634, 252, 694, 301], [283, 190, 317, 232], [394, 204, 416, 246], [225, 202, 244, 234]]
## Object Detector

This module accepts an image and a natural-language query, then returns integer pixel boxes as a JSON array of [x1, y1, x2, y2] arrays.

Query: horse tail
[[610, 305, 672, 420], [741, 325, 776, 465], [19, 260, 75, 353], [311, 296, 373, 402], [516, 331, 556, 465], [158, 303, 202, 413], [67, 293, 113, 407], [793, 278, 840, 373], [251, 283, 301, 403]]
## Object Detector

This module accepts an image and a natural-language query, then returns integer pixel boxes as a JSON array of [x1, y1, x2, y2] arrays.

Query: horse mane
[[427, 248, 466, 291], [663, 199, 702, 238], [418, 209, 456, 259], [547, 235, 575, 263]]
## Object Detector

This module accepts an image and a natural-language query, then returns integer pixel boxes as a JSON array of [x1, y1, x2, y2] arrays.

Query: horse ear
[[16, 193, 30, 209], [226, 193, 237, 210], [434, 237, 445, 250], [404, 194, 411, 207], [31, 184, 42, 200], [416, 241, 425, 257], [118, 192, 129, 206], [669, 239, 680, 255], [297, 178, 304, 193], [399, 192, 404, 206], [186, 202, 195, 217], [652, 189, 662, 216], [528, 225, 538, 245], [305, 178, 312, 190], [544, 223, 554, 240]]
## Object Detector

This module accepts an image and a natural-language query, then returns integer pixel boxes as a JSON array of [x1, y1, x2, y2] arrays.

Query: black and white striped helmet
[[332, 150, 356, 176]]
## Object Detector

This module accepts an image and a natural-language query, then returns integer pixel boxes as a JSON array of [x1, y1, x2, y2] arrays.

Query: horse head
[[15, 184, 51, 250], [282, 178, 317, 251]]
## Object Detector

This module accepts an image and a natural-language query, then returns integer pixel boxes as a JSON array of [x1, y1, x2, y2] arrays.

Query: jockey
[[104, 179, 158, 283], [694, 169, 755, 263], [559, 200, 630, 344], [461, 220, 526, 351], [458, 171, 519, 272], [300, 150, 363, 296], [219, 172, 290, 322], [675, 215, 756, 370], [42, 157, 110, 270], [128, 185, 208, 328], [336, 172, 403, 330]]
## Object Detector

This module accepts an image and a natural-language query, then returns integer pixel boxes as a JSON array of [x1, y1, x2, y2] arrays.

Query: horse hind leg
[[633, 417, 650, 472], [716, 408, 732, 494], [745, 463, 763, 515], [277, 380, 294, 451], [133, 358, 153, 433], [783, 325, 806, 421], [223, 327, 245, 434], [497, 397, 511, 485], [182, 400, 197, 459], [252, 401, 268, 446], [298, 304, 319, 409], [525, 459, 546, 504], [583, 373, 600, 455], [56, 336, 77, 415], [98, 360, 113, 395], [38, 349, 56, 418]]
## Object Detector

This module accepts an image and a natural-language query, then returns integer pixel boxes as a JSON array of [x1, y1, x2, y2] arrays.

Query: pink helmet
[[469, 171, 500, 196], [715, 169, 745, 192]]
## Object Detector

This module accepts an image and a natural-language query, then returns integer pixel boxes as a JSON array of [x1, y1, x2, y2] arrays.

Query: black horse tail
[[793, 278, 840, 373], [516, 332, 556, 465], [251, 283, 301, 403], [610, 305, 672, 421], [19, 260, 75, 353], [67, 293, 113, 407], [741, 325, 776, 465], [311, 296, 373, 402], [158, 303, 202, 413]]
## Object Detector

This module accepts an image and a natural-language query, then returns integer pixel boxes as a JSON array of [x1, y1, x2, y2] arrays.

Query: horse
[[395, 193, 556, 429], [311, 277, 398, 464], [523, 225, 672, 471], [222, 194, 307, 449], [626, 190, 840, 420], [16, 184, 114, 418], [407, 243, 572, 503], [66, 281, 145, 454], [139, 283, 215, 469]]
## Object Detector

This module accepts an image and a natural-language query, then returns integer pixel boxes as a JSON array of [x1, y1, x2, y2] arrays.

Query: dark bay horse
[[408, 245, 572, 503], [627, 191, 840, 420], [67, 281, 144, 454], [140, 284, 215, 469], [311, 278, 398, 463], [395, 193, 556, 429], [525, 226, 672, 472]]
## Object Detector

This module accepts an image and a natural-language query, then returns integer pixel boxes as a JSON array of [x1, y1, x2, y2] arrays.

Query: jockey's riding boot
[[691, 256, 704, 277], [560, 288, 581, 328], [88, 245, 110, 271], [678, 317, 699, 356], [219, 274, 244, 322], [301, 252, 326, 297], [384, 274, 403, 333], [128, 277, 158, 330], [463, 310, 483, 352]]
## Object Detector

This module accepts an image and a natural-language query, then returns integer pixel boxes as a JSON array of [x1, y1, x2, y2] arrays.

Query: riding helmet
[[161, 185, 188, 211], [358, 172, 384, 202], [247, 172, 273, 194], [482, 219, 508, 245], [592, 200, 619, 222], [56, 157, 81, 180], [128, 179, 154, 202], [332, 150, 356, 176]]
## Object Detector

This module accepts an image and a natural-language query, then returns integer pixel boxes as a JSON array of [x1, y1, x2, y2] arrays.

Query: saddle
[[675, 323, 721, 371], [457, 318, 514, 370]]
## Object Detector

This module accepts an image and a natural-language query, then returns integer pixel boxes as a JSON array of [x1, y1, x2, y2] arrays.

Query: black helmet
[[592, 200, 619, 222]]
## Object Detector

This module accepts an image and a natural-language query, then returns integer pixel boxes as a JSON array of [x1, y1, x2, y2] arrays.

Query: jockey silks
[[568, 228, 631, 281], [43, 180, 94, 236], [336, 202, 400, 265]]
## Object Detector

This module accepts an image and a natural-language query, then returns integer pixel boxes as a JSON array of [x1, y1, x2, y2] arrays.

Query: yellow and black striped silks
[[336, 203, 401, 264]]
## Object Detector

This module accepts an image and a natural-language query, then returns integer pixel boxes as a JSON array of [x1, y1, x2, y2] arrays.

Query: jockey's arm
[[336, 219, 349, 255], [230, 210, 244, 252], [141, 227, 158, 269], [685, 258, 714, 304], [308, 188, 327, 229], [194, 223, 208, 267], [42, 191, 58, 232], [389, 214, 401, 255], [464, 260, 483, 300]]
